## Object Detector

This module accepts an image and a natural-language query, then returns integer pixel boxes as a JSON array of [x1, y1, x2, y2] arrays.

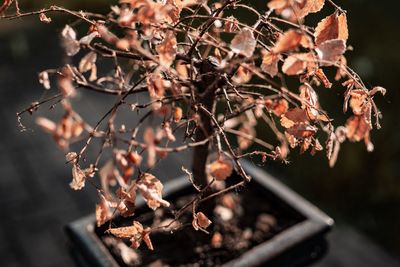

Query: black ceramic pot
[[66, 161, 333, 267]]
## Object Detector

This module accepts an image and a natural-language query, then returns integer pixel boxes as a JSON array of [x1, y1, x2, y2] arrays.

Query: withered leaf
[[272, 30, 303, 54], [192, 212, 212, 231], [230, 28, 257, 58], [156, 31, 177, 67], [286, 124, 317, 139], [96, 194, 113, 227], [261, 52, 280, 77], [280, 108, 309, 128], [315, 12, 348, 45], [137, 173, 170, 210], [70, 164, 86, 190], [39, 13, 52, 23], [265, 98, 289, 117], [107, 221, 154, 250], [208, 159, 233, 181], [316, 39, 346, 65], [268, 0, 325, 20], [282, 54, 308, 76], [61, 25, 80, 56]]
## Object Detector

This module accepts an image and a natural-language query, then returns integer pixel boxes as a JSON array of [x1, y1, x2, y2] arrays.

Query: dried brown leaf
[[272, 30, 303, 54], [261, 52, 280, 77], [208, 159, 233, 181], [315, 12, 348, 45], [137, 173, 170, 210], [230, 28, 256, 58]]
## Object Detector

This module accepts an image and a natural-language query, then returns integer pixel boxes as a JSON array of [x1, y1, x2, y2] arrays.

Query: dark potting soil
[[95, 174, 305, 267]]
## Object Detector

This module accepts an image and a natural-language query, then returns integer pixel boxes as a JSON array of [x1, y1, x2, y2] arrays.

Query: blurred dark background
[[0, 0, 399, 266]]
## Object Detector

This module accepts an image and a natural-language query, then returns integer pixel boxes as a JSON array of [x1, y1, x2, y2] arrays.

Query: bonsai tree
[[3, 0, 385, 254]]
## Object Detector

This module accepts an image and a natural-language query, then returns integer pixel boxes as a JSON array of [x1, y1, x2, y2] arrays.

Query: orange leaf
[[315, 12, 348, 45], [230, 28, 256, 58], [272, 30, 303, 54]]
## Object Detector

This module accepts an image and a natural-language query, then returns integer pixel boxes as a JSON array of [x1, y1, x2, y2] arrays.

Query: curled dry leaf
[[61, 25, 80, 56], [232, 64, 253, 84], [315, 12, 348, 46], [156, 31, 177, 67], [70, 164, 86, 190], [265, 98, 289, 117], [286, 124, 317, 139], [137, 173, 170, 210], [282, 53, 311, 76], [79, 52, 98, 81], [268, 0, 325, 21], [39, 13, 52, 23], [299, 84, 321, 119], [272, 30, 303, 54], [79, 52, 97, 73], [192, 212, 212, 231], [230, 28, 256, 58], [58, 68, 76, 97], [261, 52, 280, 78], [96, 194, 113, 227], [348, 89, 370, 116], [116, 186, 137, 217], [280, 108, 309, 128], [225, 16, 239, 32], [107, 221, 154, 250], [208, 158, 233, 181], [147, 72, 165, 105], [36, 110, 85, 150], [346, 115, 373, 151], [316, 39, 346, 65]]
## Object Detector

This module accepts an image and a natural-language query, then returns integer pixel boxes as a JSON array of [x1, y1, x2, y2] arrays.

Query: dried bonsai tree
[[3, 0, 385, 257]]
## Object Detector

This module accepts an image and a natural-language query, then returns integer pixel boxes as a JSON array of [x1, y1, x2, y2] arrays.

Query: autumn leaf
[[156, 31, 177, 67], [261, 52, 280, 77], [39, 13, 52, 23], [265, 98, 289, 117], [61, 25, 80, 56], [346, 115, 373, 149], [208, 159, 233, 181], [137, 173, 170, 210], [230, 28, 256, 58], [70, 164, 86, 190], [192, 212, 212, 232], [282, 54, 308, 76], [272, 30, 303, 54], [268, 0, 325, 21], [96, 194, 113, 227], [316, 39, 346, 65], [107, 221, 154, 250], [315, 12, 348, 45]]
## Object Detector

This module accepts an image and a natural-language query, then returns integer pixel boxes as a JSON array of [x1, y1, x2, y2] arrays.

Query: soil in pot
[[95, 173, 306, 267]]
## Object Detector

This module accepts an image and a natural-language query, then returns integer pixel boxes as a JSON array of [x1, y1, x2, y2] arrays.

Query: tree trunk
[[192, 93, 215, 189]]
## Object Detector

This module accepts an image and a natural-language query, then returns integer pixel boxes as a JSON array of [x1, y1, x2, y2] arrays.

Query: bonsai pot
[[65, 161, 333, 267]]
